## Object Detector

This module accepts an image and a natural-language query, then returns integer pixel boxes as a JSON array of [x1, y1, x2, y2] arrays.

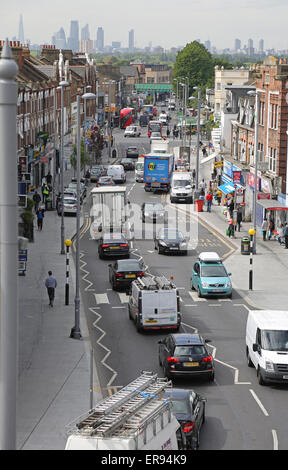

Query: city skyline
[[2, 0, 288, 51]]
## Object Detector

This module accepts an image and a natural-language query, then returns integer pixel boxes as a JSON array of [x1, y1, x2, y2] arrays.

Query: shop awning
[[218, 182, 243, 194], [256, 199, 288, 211]]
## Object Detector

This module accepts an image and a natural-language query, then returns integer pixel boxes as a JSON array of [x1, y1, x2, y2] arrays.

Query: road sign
[[214, 161, 223, 168]]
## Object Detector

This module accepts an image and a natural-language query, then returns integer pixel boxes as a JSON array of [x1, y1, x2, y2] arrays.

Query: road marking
[[184, 304, 199, 307], [272, 429, 278, 450], [249, 389, 269, 416], [95, 293, 109, 304], [118, 293, 129, 303], [188, 291, 207, 302]]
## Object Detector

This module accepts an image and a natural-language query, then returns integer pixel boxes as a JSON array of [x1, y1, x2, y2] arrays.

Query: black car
[[120, 158, 135, 171], [154, 228, 187, 255], [97, 176, 115, 186], [164, 388, 206, 450], [142, 202, 166, 223], [126, 147, 139, 158], [158, 333, 214, 381], [108, 259, 145, 290], [98, 232, 130, 259]]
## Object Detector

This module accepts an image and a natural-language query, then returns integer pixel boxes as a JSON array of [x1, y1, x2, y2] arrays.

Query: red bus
[[120, 108, 135, 129], [148, 120, 162, 137]]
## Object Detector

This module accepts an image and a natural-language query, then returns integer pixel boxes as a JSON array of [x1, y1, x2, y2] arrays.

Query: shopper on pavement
[[277, 223, 285, 245], [33, 191, 41, 213], [45, 271, 57, 307], [216, 188, 222, 205], [283, 223, 288, 249], [268, 219, 274, 240], [261, 218, 268, 241], [237, 210, 243, 232], [192, 169, 196, 182], [206, 191, 213, 212], [227, 218, 234, 238], [36, 208, 45, 231]]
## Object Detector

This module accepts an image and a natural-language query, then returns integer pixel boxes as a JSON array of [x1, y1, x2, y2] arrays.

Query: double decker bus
[[148, 120, 162, 137], [120, 108, 137, 129]]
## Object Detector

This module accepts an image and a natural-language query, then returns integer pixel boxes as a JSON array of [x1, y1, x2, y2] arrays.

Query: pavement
[[16, 139, 288, 450]]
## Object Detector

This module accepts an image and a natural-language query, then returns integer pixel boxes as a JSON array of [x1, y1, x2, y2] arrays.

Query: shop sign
[[247, 167, 261, 191], [257, 192, 271, 200], [233, 170, 242, 184], [261, 177, 272, 193]]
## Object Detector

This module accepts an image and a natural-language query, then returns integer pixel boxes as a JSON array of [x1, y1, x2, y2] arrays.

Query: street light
[[249, 228, 256, 290], [193, 86, 201, 192], [247, 89, 260, 254], [57, 80, 69, 254], [70, 91, 96, 340]]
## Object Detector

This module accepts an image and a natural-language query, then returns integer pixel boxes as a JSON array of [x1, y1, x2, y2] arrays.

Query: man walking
[[284, 223, 288, 249], [45, 271, 57, 307], [33, 190, 41, 213], [206, 191, 213, 212]]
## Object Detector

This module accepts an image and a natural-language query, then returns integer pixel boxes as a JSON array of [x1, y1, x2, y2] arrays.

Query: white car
[[58, 197, 77, 216], [150, 132, 162, 143], [124, 126, 141, 137]]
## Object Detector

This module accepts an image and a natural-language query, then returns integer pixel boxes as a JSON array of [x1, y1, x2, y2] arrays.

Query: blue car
[[191, 252, 232, 298]]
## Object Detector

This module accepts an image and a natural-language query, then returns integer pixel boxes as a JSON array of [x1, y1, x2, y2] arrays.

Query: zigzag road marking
[[79, 252, 94, 292]]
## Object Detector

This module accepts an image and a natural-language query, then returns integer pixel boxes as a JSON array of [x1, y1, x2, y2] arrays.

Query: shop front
[[256, 199, 288, 231]]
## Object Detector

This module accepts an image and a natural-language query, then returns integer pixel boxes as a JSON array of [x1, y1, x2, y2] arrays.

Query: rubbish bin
[[241, 237, 250, 255], [195, 199, 204, 212], [45, 197, 53, 211], [112, 149, 117, 158]]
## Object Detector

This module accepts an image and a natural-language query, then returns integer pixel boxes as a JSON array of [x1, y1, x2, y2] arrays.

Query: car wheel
[[197, 286, 202, 298], [191, 280, 195, 290], [257, 367, 266, 385], [136, 316, 142, 333], [164, 363, 171, 380], [158, 354, 162, 366], [99, 251, 104, 260], [112, 278, 117, 291], [208, 371, 215, 382], [228, 291, 232, 299], [128, 305, 133, 320], [247, 348, 253, 368]]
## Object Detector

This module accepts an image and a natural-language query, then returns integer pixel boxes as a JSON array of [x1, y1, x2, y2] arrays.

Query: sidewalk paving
[[196, 201, 288, 311], [17, 172, 101, 450]]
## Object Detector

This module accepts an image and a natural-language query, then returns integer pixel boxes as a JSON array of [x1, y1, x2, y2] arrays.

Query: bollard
[[65, 239, 72, 305]]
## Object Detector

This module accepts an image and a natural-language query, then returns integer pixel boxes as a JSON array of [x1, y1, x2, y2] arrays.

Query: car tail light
[[116, 273, 124, 277], [202, 356, 213, 363], [138, 272, 145, 276], [120, 243, 128, 247], [101, 244, 109, 248], [73, 205, 77, 208], [167, 357, 180, 364], [183, 422, 195, 433]]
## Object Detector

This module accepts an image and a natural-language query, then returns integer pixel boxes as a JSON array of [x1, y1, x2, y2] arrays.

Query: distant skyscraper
[[234, 38, 241, 51], [259, 39, 264, 54], [52, 27, 67, 49], [81, 24, 90, 41], [128, 29, 134, 51], [68, 20, 79, 52], [205, 40, 211, 52], [247, 38, 254, 56], [18, 14, 24, 44], [96, 27, 104, 51]]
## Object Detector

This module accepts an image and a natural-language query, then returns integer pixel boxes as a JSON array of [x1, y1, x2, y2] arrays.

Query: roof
[[256, 199, 288, 211], [199, 252, 221, 263], [91, 186, 126, 194], [249, 310, 288, 329], [172, 333, 202, 345]]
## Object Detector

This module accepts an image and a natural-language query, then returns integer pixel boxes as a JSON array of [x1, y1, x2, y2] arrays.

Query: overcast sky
[[1, 0, 287, 51]]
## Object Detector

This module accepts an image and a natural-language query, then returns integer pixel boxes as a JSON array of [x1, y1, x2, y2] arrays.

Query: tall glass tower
[[18, 14, 24, 44]]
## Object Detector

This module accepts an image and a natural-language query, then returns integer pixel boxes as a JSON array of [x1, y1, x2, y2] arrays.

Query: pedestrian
[[267, 219, 274, 240], [42, 183, 49, 204], [236, 210, 243, 232], [167, 128, 170, 137], [216, 188, 222, 205], [192, 169, 196, 182], [199, 188, 205, 210], [36, 207, 45, 231], [227, 218, 234, 238], [261, 218, 268, 241], [206, 191, 213, 212], [46, 171, 52, 186], [284, 223, 288, 249], [33, 190, 41, 213], [45, 271, 57, 307], [202, 147, 207, 157], [199, 179, 206, 191], [277, 223, 285, 245]]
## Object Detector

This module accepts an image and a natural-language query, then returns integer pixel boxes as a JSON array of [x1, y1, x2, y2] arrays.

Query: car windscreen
[[174, 345, 207, 356], [160, 229, 183, 240], [261, 330, 288, 351], [145, 204, 164, 212], [64, 199, 76, 205], [103, 233, 125, 242], [117, 261, 140, 271], [135, 163, 144, 170], [173, 179, 190, 187], [169, 398, 190, 415], [201, 265, 227, 277]]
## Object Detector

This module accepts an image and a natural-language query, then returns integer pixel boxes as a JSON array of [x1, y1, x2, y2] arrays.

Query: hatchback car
[[150, 131, 162, 143], [158, 333, 214, 381], [120, 158, 135, 171], [108, 259, 145, 290], [191, 252, 232, 298], [90, 167, 103, 183], [57, 197, 77, 216], [126, 147, 139, 158], [163, 388, 206, 450], [98, 232, 130, 259], [142, 202, 166, 223], [97, 176, 115, 186], [68, 182, 86, 199], [154, 228, 187, 255]]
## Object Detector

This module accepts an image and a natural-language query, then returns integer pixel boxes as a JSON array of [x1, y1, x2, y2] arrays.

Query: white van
[[124, 125, 141, 137], [107, 165, 126, 184], [128, 276, 181, 332], [159, 113, 168, 125], [246, 310, 288, 385], [170, 172, 193, 203], [135, 159, 144, 182]]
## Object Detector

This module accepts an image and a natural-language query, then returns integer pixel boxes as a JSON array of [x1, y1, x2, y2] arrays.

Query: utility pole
[[0, 38, 19, 450], [194, 87, 201, 192]]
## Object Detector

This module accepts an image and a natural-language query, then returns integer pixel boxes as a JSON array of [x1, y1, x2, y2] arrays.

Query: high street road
[[76, 118, 288, 451]]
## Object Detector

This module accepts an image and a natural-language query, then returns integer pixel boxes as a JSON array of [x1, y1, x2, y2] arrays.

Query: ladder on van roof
[[136, 275, 175, 291], [73, 371, 172, 438]]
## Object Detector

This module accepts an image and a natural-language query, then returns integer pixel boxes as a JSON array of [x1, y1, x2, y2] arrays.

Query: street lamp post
[[248, 89, 260, 254], [193, 87, 201, 192], [58, 80, 69, 254], [70, 92, 96, 340], [65, 238, 72, 305], [249, 228, 256, 290]]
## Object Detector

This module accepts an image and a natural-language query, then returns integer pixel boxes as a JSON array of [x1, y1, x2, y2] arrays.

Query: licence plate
[[212, 289, 225, 293], [283, 375, 288, 379], [184, 362, 199, 367], [145, 320, 158, 323], [110, 246, 120, 250], [170, 247, 179, 250], [152, 183, 160, 187], [125, 274, 136, 278]]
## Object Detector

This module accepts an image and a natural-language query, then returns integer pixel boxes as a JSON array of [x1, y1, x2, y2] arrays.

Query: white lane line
[[249, 389, 269, 416], [118, 293, 129, 303], [95, 293, 109, 304], [183, 304, 199, 307], [272, 429, 278, 450], [188, 291, 207, 302]]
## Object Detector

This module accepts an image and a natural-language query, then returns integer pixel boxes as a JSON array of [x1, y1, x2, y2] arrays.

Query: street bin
[[241, 237, 250, 255], [45, 197, 53, 211], [195, 199, 204, 212], [112, 149, 117, 158]]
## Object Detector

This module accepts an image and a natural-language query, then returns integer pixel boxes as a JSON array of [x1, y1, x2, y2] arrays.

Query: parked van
[[128, 276, 181, 332], [107, 165, 126, 184], [246, 310, 288, 385]]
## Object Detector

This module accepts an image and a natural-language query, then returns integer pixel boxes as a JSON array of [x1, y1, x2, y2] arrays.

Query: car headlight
[[201, 281, 208, 288], [159, 240, 167, 246], [225, 281, 232, 287], [265, 360, 274, 371], [180, 242, 187, 248]]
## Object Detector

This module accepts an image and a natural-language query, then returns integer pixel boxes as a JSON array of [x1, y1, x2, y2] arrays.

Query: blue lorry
[[143, 153, 174, 192]]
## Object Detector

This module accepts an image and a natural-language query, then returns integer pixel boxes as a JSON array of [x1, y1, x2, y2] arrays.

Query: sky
[[1, 0, 288, 51]]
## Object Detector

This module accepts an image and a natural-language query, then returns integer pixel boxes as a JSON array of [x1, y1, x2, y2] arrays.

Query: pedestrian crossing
[[93, 289, 232, 306]]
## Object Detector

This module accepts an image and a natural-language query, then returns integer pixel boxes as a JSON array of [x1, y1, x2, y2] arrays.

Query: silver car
[[62, 197, 77, 215]]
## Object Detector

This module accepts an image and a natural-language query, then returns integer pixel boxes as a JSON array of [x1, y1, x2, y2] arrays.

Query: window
[[269, 103, 278, 129], [268, 147, 277, 173], [259, 101, 265, 126], [217, 82, 221, 91]]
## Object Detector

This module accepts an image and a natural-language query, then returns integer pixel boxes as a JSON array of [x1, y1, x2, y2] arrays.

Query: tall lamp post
[[248, 89, 260, 254], [70, 92, 96, 340], [58, 80, 69, 254], [193, 86, 201, 192]]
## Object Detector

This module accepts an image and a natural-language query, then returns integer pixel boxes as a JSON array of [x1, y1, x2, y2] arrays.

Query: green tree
[[70, 140, 90, 175], [173, 41, 214, 95]]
